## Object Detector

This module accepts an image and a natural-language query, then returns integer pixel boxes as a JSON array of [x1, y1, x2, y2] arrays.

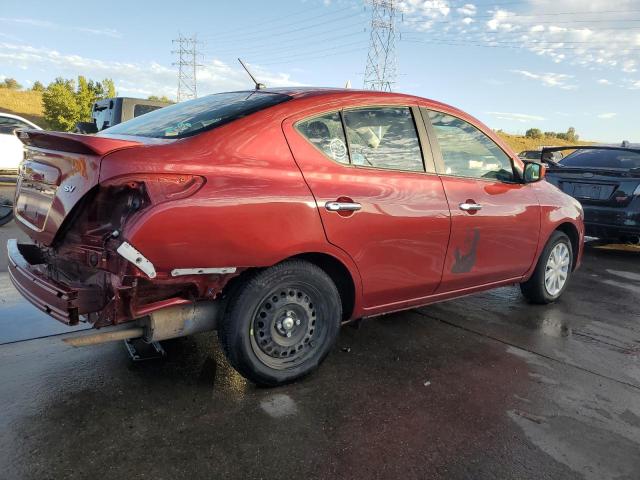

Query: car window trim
[[420, 107, 521, 183]]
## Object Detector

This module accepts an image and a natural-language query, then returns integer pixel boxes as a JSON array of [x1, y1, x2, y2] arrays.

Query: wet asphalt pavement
[[0, 216, 639, 479]]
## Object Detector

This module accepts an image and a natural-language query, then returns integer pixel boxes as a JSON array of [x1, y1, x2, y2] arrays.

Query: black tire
[[520, 230, 573, 304], [218, 260, 341, 387], [0, 201, 13, 227]]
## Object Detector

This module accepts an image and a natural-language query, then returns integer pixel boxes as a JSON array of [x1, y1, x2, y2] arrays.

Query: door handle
[[459, 202, 483, 212], [325, 201, 362, 212]]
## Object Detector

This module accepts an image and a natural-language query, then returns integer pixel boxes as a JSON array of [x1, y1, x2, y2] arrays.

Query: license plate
[[573, 184, 602, 199]]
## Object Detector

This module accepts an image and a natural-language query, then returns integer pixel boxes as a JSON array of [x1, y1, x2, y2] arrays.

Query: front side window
[[343, 107, 424, 172], [102, 91, 291, 139], [428, 110, 514, 182], [296, 112, 349, 164]]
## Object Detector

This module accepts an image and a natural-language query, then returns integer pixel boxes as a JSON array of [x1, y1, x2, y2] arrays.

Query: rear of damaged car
[[7, 91, 335, 348]]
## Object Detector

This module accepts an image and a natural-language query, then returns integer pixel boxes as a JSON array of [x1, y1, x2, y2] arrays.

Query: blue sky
[[1, 0, 639, 142]]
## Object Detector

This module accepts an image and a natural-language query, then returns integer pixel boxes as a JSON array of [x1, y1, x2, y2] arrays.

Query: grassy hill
[[0, 89, 47, 128], [496, 131, 587, 154]]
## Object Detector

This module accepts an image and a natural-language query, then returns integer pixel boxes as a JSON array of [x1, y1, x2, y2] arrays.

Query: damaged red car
[[8, 88, 584, 386]]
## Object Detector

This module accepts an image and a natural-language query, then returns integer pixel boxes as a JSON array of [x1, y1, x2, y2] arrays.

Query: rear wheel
[[218, 260, 341, 386], [520, 231, 573, 304]]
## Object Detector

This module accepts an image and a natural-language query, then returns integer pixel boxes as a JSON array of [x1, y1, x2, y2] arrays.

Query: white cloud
[[457, 4, 477, 16], [597, 79, 611, 85], [398, 0, 451, 20], [511, 69, 577, 90], [628, 79, 640, 90], [486, 111, 545, 123], [401, 0, 640, 77], [0, 42, 302, 100], [597, 112, 617, 119], [0, 17, 123, 38]]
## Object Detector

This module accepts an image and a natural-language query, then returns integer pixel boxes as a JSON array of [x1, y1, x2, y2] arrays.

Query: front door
[[283, 105, 451, 310], [423, 108, 540, 292]]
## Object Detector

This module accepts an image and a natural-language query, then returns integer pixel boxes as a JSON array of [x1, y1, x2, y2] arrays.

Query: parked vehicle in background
[[0, 113, 42, 225], [519, 149, 563, 163], [544, 143, 640, 244], [0, 113, 41, 173], [8, 88, 584, 386], [74, 97, 171, 133]]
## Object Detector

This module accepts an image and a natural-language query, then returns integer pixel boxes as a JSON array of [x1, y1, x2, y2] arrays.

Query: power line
[[364, 0, 398, 92], [172, 34, 203, 102], [200, 5, 360, 43]]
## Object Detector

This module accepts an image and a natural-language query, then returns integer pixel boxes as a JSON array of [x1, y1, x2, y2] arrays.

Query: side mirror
[[523, 161, 546, 183]]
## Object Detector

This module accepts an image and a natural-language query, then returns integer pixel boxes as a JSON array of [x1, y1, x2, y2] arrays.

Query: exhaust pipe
[[63, 301, 221, 347], [63, 327, 145, 347]]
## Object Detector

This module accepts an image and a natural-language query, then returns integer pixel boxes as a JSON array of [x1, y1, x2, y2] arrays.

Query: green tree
[[566, 127, 578, 142], [42, 78, 80, 131], [148, 95, 172, 103], [525, 128, 543, 139], [102, 78, 116, 98], [1, 78, 22, 89], [544, 131, 556, 138], [31, 81, 45, 92]]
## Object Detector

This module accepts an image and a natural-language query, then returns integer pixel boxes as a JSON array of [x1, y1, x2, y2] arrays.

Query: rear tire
[[520, 231, 573, 304], [218, 260, 341, 387]]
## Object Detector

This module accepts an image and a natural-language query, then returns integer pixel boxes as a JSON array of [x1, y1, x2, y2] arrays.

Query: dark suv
[[544, 144, 640, 243]]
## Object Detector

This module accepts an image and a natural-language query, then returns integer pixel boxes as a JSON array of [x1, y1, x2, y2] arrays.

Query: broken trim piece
[[170, 267, 237, 277], [117, 241, 157, 279]]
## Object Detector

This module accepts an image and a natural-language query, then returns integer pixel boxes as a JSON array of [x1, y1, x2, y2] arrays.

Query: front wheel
[[218, 260, 342, 386], [520, 231, 573, 304]]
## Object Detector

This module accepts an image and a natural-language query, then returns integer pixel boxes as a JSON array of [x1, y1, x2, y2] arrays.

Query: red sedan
[[8, 88, 584, 385]]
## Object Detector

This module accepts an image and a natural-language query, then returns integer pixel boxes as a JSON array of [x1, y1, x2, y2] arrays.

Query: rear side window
[[560, 149, 640, 170], [343, 107, 424, 172], [102, 91, 291, 139], [428, 110, 514, 182], [296, 112, 349, 164]]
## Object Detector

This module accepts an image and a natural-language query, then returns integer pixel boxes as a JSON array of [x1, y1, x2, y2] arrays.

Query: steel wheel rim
[[250, 285, 323, 369], [544, 242, 570, 296]]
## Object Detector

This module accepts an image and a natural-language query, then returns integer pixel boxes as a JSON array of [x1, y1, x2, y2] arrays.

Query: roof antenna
[[238, 58, 266, 90]]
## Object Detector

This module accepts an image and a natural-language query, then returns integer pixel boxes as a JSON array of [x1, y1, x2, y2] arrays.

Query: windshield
[[560, 149, 640, 170], [101, 91, 291, 139]]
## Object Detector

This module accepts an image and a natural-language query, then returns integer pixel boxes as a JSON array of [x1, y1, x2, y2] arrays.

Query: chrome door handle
[[459, 202, 482, 212], [325, 201, 362, 212]]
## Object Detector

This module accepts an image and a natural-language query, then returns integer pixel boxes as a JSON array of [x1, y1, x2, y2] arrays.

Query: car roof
[[0, 112, 41, 129]]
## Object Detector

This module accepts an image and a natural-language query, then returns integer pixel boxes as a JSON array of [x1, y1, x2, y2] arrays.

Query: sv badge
[[62, 184, 76, 193]]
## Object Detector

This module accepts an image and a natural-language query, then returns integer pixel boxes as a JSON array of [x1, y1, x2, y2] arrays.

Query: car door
[[283, 105, 451, 311], [422, 108, 540, 293]]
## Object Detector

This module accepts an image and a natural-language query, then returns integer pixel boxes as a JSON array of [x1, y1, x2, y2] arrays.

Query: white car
[[0, 113, 41, 173]]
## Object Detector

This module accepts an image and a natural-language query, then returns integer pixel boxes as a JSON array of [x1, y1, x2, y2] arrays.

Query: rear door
[[422, 108, 540, 292], [283, 105, 451, 310]]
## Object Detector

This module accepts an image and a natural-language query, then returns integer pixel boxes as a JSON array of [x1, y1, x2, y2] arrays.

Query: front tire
[[520, 231, 573, 304], [218, 260, 341, 387]]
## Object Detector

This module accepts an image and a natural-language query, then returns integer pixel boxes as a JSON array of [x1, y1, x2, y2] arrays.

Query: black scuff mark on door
[[452, 228, 480, 273]]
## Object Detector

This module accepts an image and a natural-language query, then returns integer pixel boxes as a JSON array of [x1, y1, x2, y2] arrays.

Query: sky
[[0, 0, 639, 142]]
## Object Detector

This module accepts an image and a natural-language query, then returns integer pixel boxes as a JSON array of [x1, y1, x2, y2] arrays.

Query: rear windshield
[[101, 91, 291, 139], [560, 149, 640, 170]]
